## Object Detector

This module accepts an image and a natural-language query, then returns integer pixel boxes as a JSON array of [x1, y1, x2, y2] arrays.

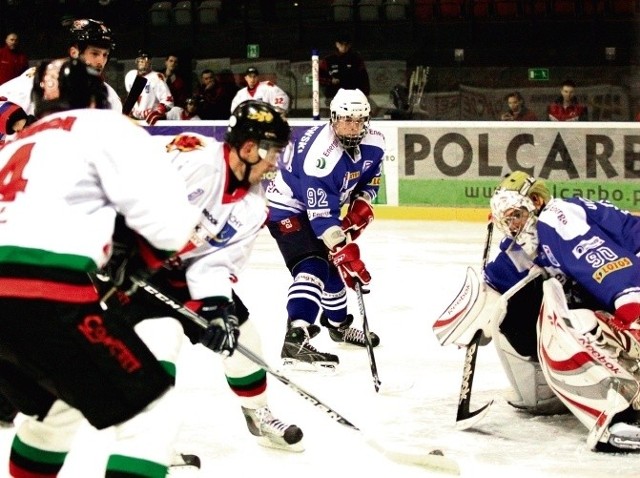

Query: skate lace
[[256, 408, 290, 435], [343, 327, 366, 345]]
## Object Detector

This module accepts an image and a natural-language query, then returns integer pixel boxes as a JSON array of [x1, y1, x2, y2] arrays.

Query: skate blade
[[256, 436, 305, 453], [609, 436, 640, 451], [282, 358, 338, 374]]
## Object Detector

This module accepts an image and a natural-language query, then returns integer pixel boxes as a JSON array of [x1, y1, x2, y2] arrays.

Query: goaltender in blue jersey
[[482, 171, 640, 452], [266, 88, 385, 372]]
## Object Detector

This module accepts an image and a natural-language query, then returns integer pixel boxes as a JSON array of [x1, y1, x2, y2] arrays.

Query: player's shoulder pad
[[302, 131, 343, 179]]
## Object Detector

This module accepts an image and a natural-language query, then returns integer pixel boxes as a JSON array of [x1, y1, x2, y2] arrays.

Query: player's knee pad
[[493, 329, 567, 415], [134, 317, 183, 373], [16, 399, 84, 452], [538, 278, 640, 433]]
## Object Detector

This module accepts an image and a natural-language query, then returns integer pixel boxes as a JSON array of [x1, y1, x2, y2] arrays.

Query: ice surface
[[2, 220, 639, 477]]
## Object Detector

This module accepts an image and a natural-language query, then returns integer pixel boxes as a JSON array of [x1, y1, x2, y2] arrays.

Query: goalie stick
[[122, 75, 147, 116], [455, 220, 494, 429], [130, 276, 459, 474]]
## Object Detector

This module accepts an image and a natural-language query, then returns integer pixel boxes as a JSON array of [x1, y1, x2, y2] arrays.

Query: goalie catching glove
[[341, 194, 373, 241], [330, 242, 371, 289], [187, 297, 240, 356]]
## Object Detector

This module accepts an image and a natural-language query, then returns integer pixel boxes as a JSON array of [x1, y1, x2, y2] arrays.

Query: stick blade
[[455, 399, 494, 430], [366, 438, 461, 475]]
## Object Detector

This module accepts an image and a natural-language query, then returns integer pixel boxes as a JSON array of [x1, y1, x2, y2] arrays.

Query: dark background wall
[[1, 1, 638, 117]]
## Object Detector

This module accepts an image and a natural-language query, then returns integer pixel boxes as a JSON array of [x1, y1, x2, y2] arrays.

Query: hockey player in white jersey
[[265, 88, 384, 372], [435, 171, 640, 452], [106, 100, 304, 451], [0, 18, 121, 133], [0, 57, 205, 477], [230, 66, 290, 115], [124, 50, 174, 125]]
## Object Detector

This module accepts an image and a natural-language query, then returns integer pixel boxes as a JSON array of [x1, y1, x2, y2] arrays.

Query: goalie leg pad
[[493, 328, 567, 415], [537, 278, 640, 442]]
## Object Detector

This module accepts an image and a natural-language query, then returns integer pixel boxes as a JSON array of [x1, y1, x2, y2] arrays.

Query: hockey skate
[[281, 324, 339, 373], [241, 406, 304, 452], [169, 453, 201, 473], [607, 422, 640, 451], [321, 314, 380, 347]]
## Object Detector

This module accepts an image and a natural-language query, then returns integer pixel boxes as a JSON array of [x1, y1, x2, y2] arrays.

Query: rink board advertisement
[[145, 121, 640, 213], [396, 121, 640, 212]]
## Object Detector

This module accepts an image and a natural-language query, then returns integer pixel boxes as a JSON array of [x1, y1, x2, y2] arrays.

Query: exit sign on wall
[[528, 68, 549, 81]]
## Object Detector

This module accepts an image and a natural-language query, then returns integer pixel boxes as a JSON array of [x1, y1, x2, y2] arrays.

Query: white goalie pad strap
[[433, 267, 505, 346], [537, 278, 640, 437]]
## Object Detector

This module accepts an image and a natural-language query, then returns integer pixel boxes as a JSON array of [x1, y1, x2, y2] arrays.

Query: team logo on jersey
[[592, 257, 632, 283], [166, 134, 204, 152], [206, 222, 238, 246], [316, 157, 326, 169], [188, 188, 205, 202]]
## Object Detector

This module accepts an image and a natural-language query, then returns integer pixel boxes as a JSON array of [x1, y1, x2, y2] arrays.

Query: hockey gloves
[[341, 196, 374, 241], [145, 104, 168, 126], [330, 242, 371, 290], [192, 297, 240, 356]]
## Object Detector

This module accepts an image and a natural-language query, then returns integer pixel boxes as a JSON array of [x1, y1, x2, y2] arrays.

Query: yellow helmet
[[495, 171, 551, 203]]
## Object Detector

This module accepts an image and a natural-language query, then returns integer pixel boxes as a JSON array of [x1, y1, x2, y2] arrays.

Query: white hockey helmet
[[490, 171, 549, 258], [330, 88, 370, 149]]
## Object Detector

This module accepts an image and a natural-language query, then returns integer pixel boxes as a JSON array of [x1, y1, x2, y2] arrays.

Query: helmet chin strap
[[238, 152, 261, 183]]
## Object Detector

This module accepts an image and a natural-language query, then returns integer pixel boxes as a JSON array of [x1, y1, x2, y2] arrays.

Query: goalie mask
[[330, 88, 370, 149], [490, 172, 550, 258], [33, 58, 109, 117]]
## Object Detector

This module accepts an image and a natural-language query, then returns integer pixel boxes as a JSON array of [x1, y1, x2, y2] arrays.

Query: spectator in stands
[[160, 53, 189, 108], [194, 68, 237, 120], [500, 91, 538, 121], [0, 32, 29, 86], [547, 79, 588, 121], [319, 33, 370, 105], [166, 97, 201, 121]]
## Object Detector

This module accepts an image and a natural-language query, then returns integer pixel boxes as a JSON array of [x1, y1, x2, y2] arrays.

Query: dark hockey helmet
[[32, 58, 109, 117], [225, 100, 291, 151], [69, 19, 115, 52]]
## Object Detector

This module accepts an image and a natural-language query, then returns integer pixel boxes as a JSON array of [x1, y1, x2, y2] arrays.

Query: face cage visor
[[331, 115, 369, 149]]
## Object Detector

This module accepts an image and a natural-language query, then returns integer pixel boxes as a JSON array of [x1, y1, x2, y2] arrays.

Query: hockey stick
[[122, 75, 147, 116], [354, 281, 382, 393], [455, 220, 494, 429], [131, 277, 460, 473], [129, 276, 359, 429], [456, 266, 546, 430]]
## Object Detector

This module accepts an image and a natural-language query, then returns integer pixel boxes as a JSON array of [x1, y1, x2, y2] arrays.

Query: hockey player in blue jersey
[[266, 88, 385, 372], [483, 171, 640, 451], [488, 171, 640, 349]]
